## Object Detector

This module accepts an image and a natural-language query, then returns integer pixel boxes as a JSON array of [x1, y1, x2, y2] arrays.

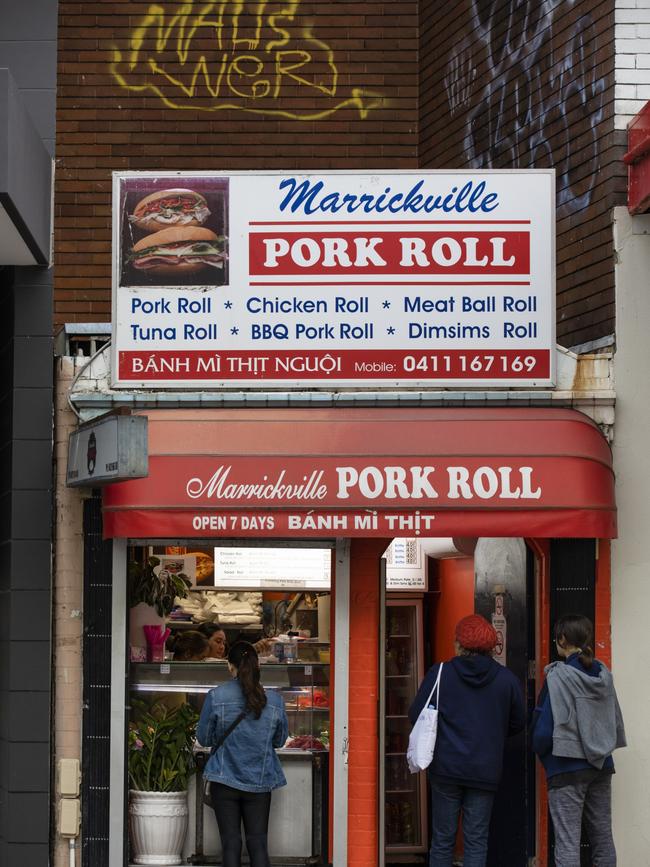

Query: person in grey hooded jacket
[[531, 615, 626, 867]]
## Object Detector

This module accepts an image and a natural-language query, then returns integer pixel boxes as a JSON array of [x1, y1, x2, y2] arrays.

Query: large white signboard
[[112, 171, 555, 388]]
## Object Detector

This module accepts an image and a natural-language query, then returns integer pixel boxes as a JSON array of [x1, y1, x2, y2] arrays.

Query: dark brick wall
[[0, 2, 56, 866], [56, 1, 623, 348], [54, 0, 419, 324], [419, 0, 623, 347]]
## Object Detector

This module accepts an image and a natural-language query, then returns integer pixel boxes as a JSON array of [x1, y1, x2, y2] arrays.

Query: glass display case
[[130, 659, 330, 748], [129, 660, 330, 864], [384, 599, 428, 855]]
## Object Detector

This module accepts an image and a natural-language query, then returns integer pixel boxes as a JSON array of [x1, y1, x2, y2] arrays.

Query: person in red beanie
[[409, 614, 525, 867]]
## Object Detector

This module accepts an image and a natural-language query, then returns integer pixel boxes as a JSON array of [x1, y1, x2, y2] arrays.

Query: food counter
[[129, 661, 330, 865]]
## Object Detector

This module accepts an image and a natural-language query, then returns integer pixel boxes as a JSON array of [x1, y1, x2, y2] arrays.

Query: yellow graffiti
[[110, 1, 385, 120]]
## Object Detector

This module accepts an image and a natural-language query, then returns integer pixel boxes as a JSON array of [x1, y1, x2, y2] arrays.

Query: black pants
[[210, 782, 272, 867]]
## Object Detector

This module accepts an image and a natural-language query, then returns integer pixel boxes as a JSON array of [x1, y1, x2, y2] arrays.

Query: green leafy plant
[[128, 698, 199, 792], [128, 555, 192, 617]]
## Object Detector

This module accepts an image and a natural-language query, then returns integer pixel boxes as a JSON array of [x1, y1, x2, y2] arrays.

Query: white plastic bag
[[407, 663, 443, 774]]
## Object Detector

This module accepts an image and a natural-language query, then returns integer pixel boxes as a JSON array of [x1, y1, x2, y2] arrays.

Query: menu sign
[[112, 171, 555, 388], [213, 546, 331, 590], [385, 538, 427, 591]]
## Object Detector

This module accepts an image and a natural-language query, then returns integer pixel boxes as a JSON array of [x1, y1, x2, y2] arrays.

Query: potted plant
[[128, 698, 199, 865], [129, 554, 192, 660]]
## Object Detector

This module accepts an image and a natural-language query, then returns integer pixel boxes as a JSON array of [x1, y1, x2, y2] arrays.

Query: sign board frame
[[111, 170, 556, 390]]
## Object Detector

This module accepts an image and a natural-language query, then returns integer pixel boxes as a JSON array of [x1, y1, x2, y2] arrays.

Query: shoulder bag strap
[[212, 709, 247, 752], [424, 663, 443, 709]]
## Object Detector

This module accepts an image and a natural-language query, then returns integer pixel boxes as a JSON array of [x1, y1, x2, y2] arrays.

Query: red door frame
[[346, 537, 613, 867]]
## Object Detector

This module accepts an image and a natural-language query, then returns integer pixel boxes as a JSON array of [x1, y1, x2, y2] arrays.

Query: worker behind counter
[[196, 621, 274, 661], [166, 630, 211, 661], [197, 622, 228, 659]]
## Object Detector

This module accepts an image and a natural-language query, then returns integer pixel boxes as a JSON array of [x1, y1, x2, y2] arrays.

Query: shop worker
[[409, 614, 525, 867], [166, 630, 211, 661], [197, 622, 275, 660], [531, 614, 626, 867], [197, 641, 289, 867], [197, 622, 228, 659]]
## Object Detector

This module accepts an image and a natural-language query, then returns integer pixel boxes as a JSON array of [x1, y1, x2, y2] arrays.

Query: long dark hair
[[229, 641, 267, 718], [166, 630, 209, 661], [554, 614, 595, 668]]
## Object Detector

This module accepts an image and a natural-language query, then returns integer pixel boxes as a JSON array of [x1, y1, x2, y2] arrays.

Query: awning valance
[[102, 407, 616, 539]]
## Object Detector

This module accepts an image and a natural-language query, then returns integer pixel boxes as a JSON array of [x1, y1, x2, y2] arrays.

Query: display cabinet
[[129, 660, 330, 864], [384, 599, 428, 855]]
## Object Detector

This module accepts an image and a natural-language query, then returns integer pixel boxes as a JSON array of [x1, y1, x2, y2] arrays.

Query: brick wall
[[420, 0, 624, 348], [57, 2, 628, 347], [55, 0, 419, 325], [615, 0, 650, 129]]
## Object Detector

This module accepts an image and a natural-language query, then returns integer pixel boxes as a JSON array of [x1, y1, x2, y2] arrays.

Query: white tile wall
[[616, 0, 650, 129]]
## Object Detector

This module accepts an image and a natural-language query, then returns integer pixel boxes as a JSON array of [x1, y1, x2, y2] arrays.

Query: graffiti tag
[[111, 0, 384, 121], [443, 0, 605, 214]]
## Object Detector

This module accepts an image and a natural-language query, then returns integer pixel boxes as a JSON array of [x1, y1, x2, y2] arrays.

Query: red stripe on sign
[[249, 231, 530, 276], [104, 455, 614, 511], [102, 507, 616, 541], [248, 220, 533, 226], [117, 349, 550, 381], [247, 281, 532, 286]]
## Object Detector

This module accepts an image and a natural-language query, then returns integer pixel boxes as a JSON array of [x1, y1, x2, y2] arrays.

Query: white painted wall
[[615, 0, 650, 129], [611, 206, 650, 864]]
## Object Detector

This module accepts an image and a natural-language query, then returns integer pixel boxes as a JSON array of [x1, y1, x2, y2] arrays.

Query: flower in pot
[[129, 555, 192, 661], [128, 698, 199, 866]]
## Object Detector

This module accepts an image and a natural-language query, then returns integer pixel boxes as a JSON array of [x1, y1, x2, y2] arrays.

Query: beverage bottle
[[400, 801, 414, 844]]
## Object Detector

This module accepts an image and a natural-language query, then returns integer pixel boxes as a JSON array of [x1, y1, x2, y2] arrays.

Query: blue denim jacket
[[197, 678, 288, 792]]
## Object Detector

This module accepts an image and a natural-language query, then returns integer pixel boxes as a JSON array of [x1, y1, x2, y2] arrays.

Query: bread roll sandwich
[[186, 551, 214, 584], [129, 188, 211, 232], [129, 226, 227, 277]]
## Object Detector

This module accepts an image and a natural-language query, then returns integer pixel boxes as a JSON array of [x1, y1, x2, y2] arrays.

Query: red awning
[[102, 407, 616, 539]]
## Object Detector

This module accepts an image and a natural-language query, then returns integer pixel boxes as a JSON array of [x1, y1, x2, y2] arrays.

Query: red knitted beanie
[[455, 614, 497, 652]]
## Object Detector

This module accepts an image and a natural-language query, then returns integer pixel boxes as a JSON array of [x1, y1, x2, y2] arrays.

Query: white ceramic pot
[[129, 790, 189, 865]]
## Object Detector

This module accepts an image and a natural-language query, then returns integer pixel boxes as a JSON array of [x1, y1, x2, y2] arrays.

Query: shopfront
[[94, 405, 615, 867], [58, 167, 617, 867]]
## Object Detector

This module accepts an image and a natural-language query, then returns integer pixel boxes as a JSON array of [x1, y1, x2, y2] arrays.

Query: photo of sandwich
[[119, 176, 230, 287], [129, 188, 211, 232], [186, 550, 215, 585], [129, 226, 227, 278]]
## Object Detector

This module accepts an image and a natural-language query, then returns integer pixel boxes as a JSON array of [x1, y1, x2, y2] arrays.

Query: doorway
[[379, 537, 538, 867]]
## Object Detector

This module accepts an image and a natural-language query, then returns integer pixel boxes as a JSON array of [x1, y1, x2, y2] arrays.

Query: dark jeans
[[429, 779, 495, 867], [210, 782, 272, 867]]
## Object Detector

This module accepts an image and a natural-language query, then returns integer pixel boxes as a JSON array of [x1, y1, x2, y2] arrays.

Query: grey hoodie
[[545, 659, 626, 769]]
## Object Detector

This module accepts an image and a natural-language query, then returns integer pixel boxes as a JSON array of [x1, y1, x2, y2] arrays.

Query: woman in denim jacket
[[197, 641, 289, 867]]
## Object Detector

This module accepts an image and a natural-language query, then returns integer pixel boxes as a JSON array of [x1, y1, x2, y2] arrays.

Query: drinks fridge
[[383, 598, 428, 858]]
